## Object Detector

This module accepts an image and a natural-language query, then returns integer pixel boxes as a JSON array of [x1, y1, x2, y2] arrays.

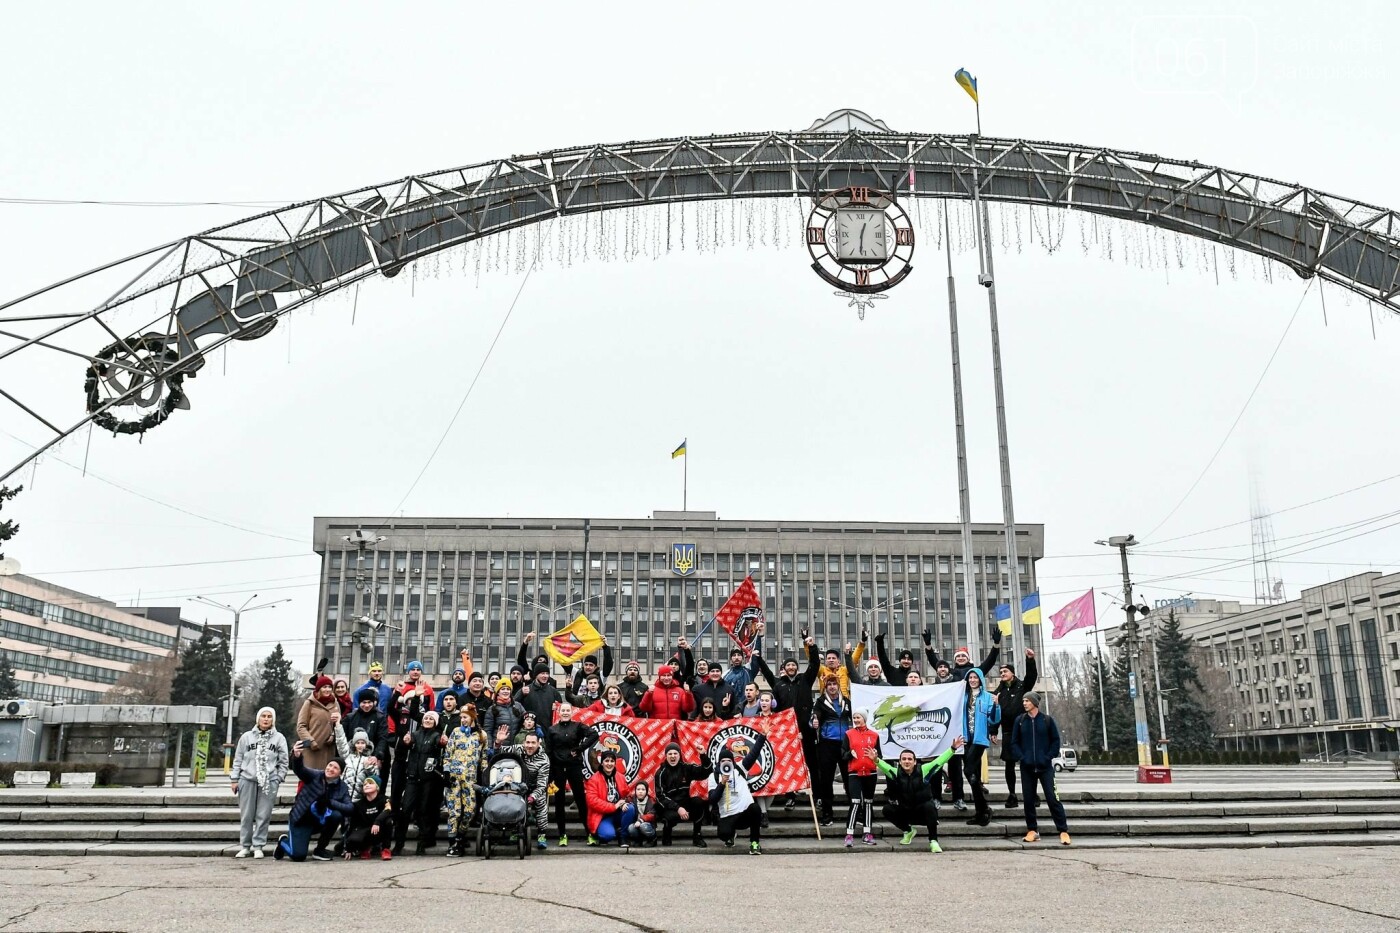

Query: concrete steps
[[3, 781, 1398, 856]]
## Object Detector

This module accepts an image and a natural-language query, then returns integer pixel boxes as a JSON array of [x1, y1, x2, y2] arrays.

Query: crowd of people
[[229, 622, 1071, 862]]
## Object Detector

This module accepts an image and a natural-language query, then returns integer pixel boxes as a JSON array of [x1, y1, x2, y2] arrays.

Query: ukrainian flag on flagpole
[[993, 601, 1013, 637], [671, 439, 687, 459], [1021, 591, 1042, 626], [954, 68, 978, 103]]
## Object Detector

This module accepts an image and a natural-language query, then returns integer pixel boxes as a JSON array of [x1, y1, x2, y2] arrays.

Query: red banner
[[714, 575, 764, 657], [572, 708, 809, 797]]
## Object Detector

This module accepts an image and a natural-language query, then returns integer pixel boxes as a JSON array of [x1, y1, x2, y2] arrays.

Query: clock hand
[[860, 223, 866, 253]]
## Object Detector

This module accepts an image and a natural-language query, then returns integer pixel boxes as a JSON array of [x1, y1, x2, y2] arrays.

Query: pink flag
[[1050, 590, 1097, 640]]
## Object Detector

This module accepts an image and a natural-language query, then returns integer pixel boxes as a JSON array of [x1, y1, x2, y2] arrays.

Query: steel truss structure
[[3, 109, 1399, 482]]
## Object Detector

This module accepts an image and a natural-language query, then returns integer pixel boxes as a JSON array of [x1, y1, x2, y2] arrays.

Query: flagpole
[[945, 206, 980, 659], [683, 446, 688, 511], [1093, 622, 1109, 752]]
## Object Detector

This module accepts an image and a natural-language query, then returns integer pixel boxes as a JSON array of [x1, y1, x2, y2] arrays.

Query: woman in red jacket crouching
[[584, 749, 635, 847], [841, 710, 881, 847]]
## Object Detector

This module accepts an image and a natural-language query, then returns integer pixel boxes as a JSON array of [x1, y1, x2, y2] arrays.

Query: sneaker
[[929, 840, 943, 854], [558, 835, 569, 848], [863, 833, 877, 846], [1059, 832, 1072, 846], [820, 814, 834, 827], [783, 795, 796, 811], [273, 835, 287, 861], [723, 837, 735, 849], [1005, 795, 1019, 808], [620, 840, 630, 849], [1022, 830, 1041, 843], [844, 834, 854, 848], [234, 847, 250, 859], [586, 835, 599, 847], [380, 848, 393, 861], [760, 813, 769, 829], [252, 849, 265, 859], [749, 841, 762, 856], [537, 835, 547, 850], [900, 829, 917, 846], [444, 845, 460, 858], [953, 799, 967, 811], [692, 837, 708, 848], [310, 849, 331, 861]]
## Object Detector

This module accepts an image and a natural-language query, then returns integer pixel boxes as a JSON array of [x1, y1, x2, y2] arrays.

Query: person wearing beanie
[[295, 675, 341, 770], [356, 660, 394, 713], [341, 688, 390, 779], [584, 749, 634, 847], [436, 649, 475, 713], [875, 737, 966, 853], [519, 662, 564, 726], [332, 722, 380, 802], [841, 710, 881, 847], [653, 741, 713, 847], [507, 664, 528, 696], [394, 659, 437, 715], [923, 622, 1002, 682], [721, 624, 766, 696], [275, 741, 352, 862], [873, 629, 920, 684], [1011, 692, 1071, 845], [960, 668, 1002, 826], [565, 644, 615, 694], [231, 706, 289, 858], [442, 704, 488, 857], [515, 632, 555, 684], [339, 773, 393, 860], [619, 660, 648, 716], [393, 709, 448, 856], [385, 676, 428, 814], [812, 677, 852, 826], [692, 664, 737, 720], [545, 702, 599, 847], [638, 664, 696, 720], [705, 729, 770, 855], [848, 655, 889, 688], [626, 781, 659, 847], [464, 670, 492, 722], [482, 679, 528, 750], [994, 648, 1039, 809]]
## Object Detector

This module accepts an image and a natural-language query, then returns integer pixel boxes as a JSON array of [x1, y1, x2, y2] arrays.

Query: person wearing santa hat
[[638, 664, 695, 720], [295, 676, 341, 770]]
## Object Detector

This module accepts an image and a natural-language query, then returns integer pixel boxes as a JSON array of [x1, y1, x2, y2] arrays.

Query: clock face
[[833, 210, 889, 262], [805, 187, 915, 294]]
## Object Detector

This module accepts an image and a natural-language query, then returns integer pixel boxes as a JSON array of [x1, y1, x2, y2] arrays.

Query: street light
[[1095, 535, 1155, 772], [817, 595, 919, 644], [188, 593, 291, 772]]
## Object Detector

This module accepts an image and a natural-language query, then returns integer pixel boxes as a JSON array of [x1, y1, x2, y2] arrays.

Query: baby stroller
[[476, 749, 531, 860]]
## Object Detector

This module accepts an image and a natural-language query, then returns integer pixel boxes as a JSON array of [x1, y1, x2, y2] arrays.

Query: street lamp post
[[818, 596, 919, 649], [1096, 535, 1154, 770], [189, 593, 291, 773]]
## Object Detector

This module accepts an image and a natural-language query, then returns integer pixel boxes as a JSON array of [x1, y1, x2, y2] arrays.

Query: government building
[[311, 512, 1044, 680], [1180, 572, 1400, 758]]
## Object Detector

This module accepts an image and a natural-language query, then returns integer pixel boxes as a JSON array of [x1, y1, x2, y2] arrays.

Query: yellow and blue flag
[[954, 68, 979, 104], [1021, 591, 1042, 626], [671, 439, 687, 459], [993, 601, 1013, 637]]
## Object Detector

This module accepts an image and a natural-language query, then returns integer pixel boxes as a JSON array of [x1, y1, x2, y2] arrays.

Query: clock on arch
[[805, 186, 915, 293]]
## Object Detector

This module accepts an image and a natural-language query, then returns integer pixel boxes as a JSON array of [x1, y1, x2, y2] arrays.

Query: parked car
[[1053, 748, 1077, 772]]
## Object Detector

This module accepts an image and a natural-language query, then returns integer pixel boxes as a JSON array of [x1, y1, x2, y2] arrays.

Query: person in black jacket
[[338, 774, 393, 859], [1010, 692, 1070, 845], [618, 661, 648, 714], [924, 624, 1002, 680], [653, 741, 713, 847], [692, 665, 737, 720], [519, 664, 563, 725], [565, 645, 615, 693], [545, 702, 598, 847], [994, 648, 1038, 808], [341, 688, 390, 767], [385, 689, 424, 811], [873, 630, 919, 684], [392, 709, 447, 855]]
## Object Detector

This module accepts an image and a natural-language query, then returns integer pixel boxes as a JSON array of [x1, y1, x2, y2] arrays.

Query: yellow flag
[[954, 68, 979, 104], [542, 614, 606, 667]]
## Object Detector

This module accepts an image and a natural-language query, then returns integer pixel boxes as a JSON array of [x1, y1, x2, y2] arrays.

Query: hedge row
[[0, 762, 122, 787]]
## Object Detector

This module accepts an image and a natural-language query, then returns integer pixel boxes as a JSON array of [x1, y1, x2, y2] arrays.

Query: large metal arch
[[3, 109, 1399, 482]]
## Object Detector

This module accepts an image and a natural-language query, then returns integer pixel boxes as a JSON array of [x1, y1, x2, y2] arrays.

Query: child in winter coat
[[513, 711, 545, 746], [339, 775, 393, 859], [442, 706, 488, 857], [961, 668, 1002, 825], [841, 710, 881, 846], [625, 781, 658, 847], [333, 724, 379, 802]]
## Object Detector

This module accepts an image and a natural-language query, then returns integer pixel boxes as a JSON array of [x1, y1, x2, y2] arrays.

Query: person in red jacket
[[587, 684, 635, 718], [584, 750, 635, 847], [841, 709, 881, 847], [638, 665, 695, 720]]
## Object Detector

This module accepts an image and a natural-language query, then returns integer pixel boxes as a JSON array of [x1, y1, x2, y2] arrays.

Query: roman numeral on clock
[[895, 228, 914, 246], [806, 227, 825, 245]]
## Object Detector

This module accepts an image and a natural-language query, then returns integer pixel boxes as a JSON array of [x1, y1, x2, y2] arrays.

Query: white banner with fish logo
[[851, 683, 966, 759]]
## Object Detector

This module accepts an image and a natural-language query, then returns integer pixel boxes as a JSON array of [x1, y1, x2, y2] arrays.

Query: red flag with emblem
[[714, 575, 765, 658]]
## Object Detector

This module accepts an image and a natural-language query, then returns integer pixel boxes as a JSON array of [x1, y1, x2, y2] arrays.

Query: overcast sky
[[3, 0, 1399, 672]]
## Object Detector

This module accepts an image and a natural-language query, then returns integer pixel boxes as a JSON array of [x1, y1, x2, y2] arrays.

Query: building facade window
[[1314, 630, 1339, 721], [1335, 624, 1364, 720], [1359, 619, 1389, 717]]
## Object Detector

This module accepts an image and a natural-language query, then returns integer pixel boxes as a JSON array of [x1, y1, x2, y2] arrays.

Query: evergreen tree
[[1149, 610, 1217, 750], [0, 651, 19, 698], [0, 484, 20, 559], [170, 630, 233, 761], [256, 644, 299, 745], [1087, 648, 1138, 752]]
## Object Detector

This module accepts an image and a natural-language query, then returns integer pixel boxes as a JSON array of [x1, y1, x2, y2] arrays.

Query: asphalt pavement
[[1, 845, 1398, 932]]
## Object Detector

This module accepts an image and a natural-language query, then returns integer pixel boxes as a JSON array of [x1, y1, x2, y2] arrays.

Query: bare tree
[[105, 653, 179, 704], [1044, 650, 1095, 747]]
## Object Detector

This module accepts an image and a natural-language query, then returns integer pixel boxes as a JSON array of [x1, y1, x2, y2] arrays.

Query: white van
[[1053, 748, 1077, 772]]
